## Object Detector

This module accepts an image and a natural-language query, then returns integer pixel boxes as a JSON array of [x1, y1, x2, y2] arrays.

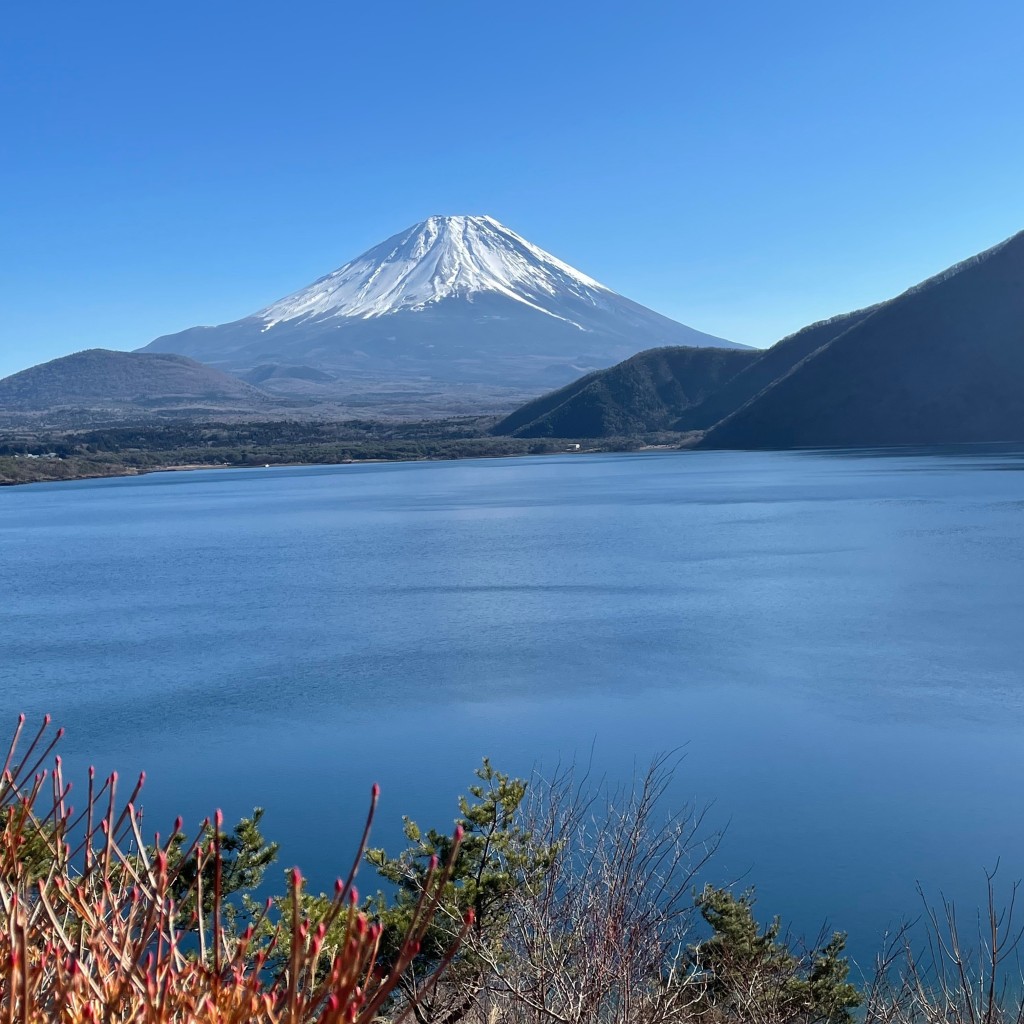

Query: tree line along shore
[[0, 418, 680, 486]]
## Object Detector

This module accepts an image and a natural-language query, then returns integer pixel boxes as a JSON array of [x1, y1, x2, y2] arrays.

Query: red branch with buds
[[0, 715, 469, 1024]]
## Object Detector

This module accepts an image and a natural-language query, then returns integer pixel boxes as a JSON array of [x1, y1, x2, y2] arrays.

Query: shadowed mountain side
[[243, 364, 337, 385], [0, 350, 273, 414], [144, 293, 736, 391], [492, 346, 759, 437], [700, 229, 1024, 449], [671, 306, 878, 431]]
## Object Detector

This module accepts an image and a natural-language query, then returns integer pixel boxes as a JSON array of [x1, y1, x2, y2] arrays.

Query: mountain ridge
[[671, 306, 880, 432], [140, 216, 742, 395], [493, 346, 759, 438], [699, 227, 1024, 448], [256, 215, 615, 326], [495, 226, 1024, 448]]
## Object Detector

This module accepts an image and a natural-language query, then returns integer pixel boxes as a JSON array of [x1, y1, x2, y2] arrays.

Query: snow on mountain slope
[[259, 215, 613, 328], [141, 215, 742, 397]]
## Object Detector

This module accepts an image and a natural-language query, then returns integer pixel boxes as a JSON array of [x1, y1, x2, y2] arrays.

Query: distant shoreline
[[0, 444, 655, 489], [7, 436, 1023, 489]]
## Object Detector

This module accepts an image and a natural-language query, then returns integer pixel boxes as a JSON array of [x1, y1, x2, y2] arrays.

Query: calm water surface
[[3, 448, 1024, 969]]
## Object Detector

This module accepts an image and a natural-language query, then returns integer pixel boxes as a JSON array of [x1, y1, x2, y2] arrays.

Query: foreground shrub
[[479, 755, 723, 1024], [365, 759, 555, 1024], [863, 867, 1024, 1024], [689, 886, 861, 1024], [0, 715, 468, 1023], [7, 713, 1019, 1024]]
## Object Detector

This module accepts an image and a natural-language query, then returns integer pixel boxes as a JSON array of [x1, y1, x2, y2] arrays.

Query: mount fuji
[[140, 216, 742, 401]]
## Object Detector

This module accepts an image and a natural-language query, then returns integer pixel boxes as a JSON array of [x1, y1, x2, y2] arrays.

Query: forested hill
[[0, 349, 273, 416], [491, 346, 759, 438], [700, 228, 1024, 448], [495, 227, 1024, 449], [671, 306, 878, 432]]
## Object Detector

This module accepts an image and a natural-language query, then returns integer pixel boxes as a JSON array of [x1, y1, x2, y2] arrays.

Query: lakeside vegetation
[[4, 715, 1022, 1023], [0, 419, 681, 486]]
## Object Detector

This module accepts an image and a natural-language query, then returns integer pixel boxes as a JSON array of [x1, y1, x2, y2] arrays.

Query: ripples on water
[[2, 445, 1023, 969]]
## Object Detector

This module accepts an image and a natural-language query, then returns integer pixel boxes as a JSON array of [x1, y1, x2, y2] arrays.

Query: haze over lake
[[3, 449, 1024, 970]]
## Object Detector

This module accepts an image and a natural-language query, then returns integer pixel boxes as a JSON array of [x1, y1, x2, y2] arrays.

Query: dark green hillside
[[671, 306, 877, 431], [701, 229, 1024, 449], [492, 346, 759, 438], [488, 368, 606, 435], [0, 349, 272, 415]]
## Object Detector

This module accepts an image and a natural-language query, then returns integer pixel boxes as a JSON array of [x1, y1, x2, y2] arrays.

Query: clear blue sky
[[2, 0, 1023, 377]]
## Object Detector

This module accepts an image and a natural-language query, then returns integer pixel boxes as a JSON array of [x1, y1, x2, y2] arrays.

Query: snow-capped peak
[[258, 215, 616, 329]]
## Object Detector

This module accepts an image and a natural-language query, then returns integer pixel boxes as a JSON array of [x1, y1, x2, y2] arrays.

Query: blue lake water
[[2, 448, 1024, 972]]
